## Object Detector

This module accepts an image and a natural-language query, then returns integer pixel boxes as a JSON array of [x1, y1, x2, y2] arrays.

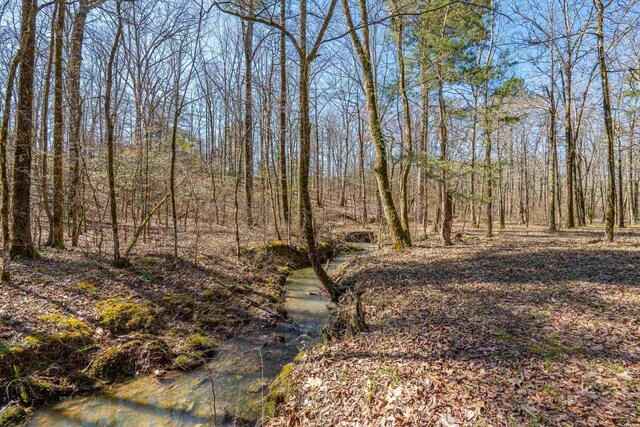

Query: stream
[[27, 248, 366, 426]]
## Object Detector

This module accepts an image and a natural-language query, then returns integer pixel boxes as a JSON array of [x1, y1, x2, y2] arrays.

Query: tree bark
[[278, 0, 289, 227], [391, 1, 412, 239], [437, 77, 452, 245], [0, 51, 21, 279], [11, 0, 38, 258], [594, 0, 616, 242], [243, 0, 255, 227], [105, 0, 123, 263], [51, 0, 66, 249], [68, 0, 91, 247]]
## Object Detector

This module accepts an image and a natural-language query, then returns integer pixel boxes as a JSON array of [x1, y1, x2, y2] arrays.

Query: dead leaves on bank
[[269, 227, 640, 426]]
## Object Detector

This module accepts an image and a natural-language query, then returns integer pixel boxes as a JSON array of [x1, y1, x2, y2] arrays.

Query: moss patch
[[265, 362, 295, 416], [38, 314, 90, 333], [174, 354, 201, 370], [75, 281, 97, 292], [185, 334, 217, 355], [96, 298, 157, 333], [88, 339, 170, 382], [0, 404, 27, 426]]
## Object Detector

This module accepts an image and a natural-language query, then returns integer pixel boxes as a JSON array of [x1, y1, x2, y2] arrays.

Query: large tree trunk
[[11, 0, 38, 258], [51, 0, 65, 249], [548, 96, 558, 231], [547, 44, 557, 232]]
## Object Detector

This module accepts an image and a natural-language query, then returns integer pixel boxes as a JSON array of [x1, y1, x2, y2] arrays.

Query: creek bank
[[26, 241, 367, 425], [0, 239, 354, 423]]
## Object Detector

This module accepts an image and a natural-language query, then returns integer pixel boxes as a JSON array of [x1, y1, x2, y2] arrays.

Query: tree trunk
[[106, 0, 123, 263], [243, 0, 254, 227], [67, 0, 91, 247], [278, 0, 289, 227], [41, 9, 56, 244], [340, 0, 411, 251], [11, 0, 38, 258], [563, 65, 576, 229], [547, 46, 557, 232], [437, 77, 452, 245], [0, 51, 21, 279], [594, 0, 615, 242], [297, 0, 341, 302], [391, 3, 412, 238], [51, 0, 65, 249]]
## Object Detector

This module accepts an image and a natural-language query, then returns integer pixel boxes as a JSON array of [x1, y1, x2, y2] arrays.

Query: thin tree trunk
[[0, 51, 20, 279], [105, 0, 123, 263], [278, 0, 289, 226], [391, 2, 412, 238], [243, 0, 255, 227], [437, 77, 452, 245], [594, 0, 615, 242]]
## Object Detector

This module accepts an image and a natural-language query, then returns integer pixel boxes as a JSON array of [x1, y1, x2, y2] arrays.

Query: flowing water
[[28, 249, 364, 426]]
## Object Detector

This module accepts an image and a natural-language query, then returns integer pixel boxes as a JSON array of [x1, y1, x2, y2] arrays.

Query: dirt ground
[[268, 225, 640, 426]]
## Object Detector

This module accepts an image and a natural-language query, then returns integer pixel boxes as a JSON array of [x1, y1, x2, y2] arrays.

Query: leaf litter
[[268, 226, 640, 426]]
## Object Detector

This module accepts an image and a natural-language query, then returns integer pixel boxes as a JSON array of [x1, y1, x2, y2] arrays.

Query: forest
[[0, 0, 639, 425]]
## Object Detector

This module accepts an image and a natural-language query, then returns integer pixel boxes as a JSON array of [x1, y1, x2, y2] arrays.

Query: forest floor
[[0, 222, 354, 423], [269, 225, 640, 426]]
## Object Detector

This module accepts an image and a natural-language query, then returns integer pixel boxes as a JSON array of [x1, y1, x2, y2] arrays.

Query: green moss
[[75, 281, 97, 292], [526, 335, 577, 359], [0, 404, 27, 426], [174, 354, 201, 370], [22, 336, 41, 349], [96, 298, 156, 333], [0, 342, 24, 356], [277, 265, 291, 275], [185, 334, 217, 354], [38, 314, 90, 332], [87, 341, 140, 382], [265, 362, 295, 415], [88, 339, 170, 382]]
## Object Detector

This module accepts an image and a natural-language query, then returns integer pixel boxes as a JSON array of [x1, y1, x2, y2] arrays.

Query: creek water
[[28, 249, 364, 426]]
